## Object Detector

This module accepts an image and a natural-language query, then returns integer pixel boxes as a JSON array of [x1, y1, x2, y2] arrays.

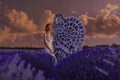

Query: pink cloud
[[6, 9, 38, 33], [39, 10, 55, 33]]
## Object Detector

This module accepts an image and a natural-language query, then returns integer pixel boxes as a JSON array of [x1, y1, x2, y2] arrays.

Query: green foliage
[[111, 43, 118, 47], [83, 45, 89, 49], [96, 44, 109, 47]]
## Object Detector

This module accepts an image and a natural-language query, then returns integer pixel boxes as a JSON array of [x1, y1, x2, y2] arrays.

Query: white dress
[[44, 33, 57, 65], [46, 33, 54, 51]]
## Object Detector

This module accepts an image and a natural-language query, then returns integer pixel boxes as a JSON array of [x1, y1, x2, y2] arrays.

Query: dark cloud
[[0, 33, 43, 47], [85, 37, 120, 46], [80, 4, 120, 39]]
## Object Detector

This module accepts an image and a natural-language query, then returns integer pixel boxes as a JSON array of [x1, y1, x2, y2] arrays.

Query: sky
[[0, 0, 120, 47]]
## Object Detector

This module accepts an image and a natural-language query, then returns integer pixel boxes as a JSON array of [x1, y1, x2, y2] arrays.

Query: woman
[[44, 24, 57, 65]]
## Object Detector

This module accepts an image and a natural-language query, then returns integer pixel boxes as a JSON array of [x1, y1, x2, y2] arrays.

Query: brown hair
[[45, 24, 51, 32]]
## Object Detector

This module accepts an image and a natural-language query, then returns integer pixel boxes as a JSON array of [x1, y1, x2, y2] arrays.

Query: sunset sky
[[0, 0, 120, 47]]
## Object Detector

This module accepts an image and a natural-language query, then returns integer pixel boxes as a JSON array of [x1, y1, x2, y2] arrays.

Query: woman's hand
[[50, 49, 54, 54]]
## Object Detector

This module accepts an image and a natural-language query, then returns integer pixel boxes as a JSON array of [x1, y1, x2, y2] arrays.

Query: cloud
[[39, 10, 55, 33], [1, 4, 120, 47], [6, 9, 38, 33], [0, 9, 54, 47], [0, 25, 10, 42], [0, 25, 28, 43], [79, 4, 120, 39], [0, 32, 44, 47], [99, 3, 119, 19], [0, 9, 43, 46]]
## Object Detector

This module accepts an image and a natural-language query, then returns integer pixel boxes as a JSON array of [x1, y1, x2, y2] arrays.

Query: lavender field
[[0, 46, 120, 80]]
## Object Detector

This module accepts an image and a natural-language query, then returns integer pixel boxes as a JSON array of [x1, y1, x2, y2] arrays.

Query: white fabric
[[46, 33, 54, 51], [44, 33, 57, 65]]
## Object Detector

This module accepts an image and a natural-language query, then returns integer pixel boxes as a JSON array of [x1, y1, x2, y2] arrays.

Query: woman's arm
[[43, 33, 47, 47]]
